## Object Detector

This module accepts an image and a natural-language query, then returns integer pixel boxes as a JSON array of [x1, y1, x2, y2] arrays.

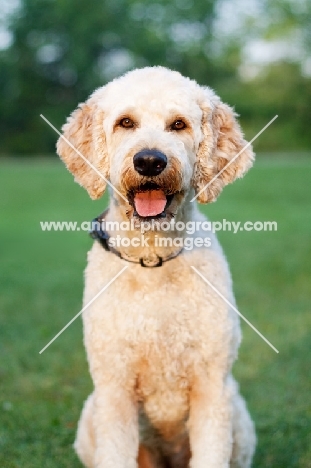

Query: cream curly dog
[[57, 67, 256, 468]]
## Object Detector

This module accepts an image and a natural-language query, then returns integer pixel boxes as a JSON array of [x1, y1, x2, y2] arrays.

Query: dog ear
[[193, 95, 254, 203], [56, 98, 109, 200]]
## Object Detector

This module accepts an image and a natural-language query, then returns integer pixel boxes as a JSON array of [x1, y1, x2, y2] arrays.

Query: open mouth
[[128, 182, 175, 219]]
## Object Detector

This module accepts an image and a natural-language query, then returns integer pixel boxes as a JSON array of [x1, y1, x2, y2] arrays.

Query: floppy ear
[[193, 95, 254, 203], [56, 97, 109, 199]]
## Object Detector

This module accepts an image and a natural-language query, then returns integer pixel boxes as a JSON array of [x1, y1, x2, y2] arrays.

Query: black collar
[[89, 209, 183, 267]]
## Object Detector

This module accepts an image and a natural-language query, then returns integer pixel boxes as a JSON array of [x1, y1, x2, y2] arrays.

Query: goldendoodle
[[57, 66, 256, 468]]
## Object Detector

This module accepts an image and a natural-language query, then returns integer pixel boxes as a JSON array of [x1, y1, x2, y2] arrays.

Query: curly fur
[[57, 66, 256, 468]]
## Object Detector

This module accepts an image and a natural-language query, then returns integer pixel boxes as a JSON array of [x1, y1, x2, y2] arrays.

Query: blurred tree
[[0, 0, 310, 155], [208, 0, 311, 152], [222, 61, 311, 151], [0, 0, 219, 155]]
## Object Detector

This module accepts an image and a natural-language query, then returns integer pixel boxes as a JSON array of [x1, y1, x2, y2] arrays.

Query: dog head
[[57, 67, 254, 222]]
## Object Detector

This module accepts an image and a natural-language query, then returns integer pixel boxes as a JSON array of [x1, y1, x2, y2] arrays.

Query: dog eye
[[119, 117, 135, 128], [170, 120, 187, 131]]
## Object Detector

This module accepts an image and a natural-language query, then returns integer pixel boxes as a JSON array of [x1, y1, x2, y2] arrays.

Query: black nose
[[133, 149, 167, 177]]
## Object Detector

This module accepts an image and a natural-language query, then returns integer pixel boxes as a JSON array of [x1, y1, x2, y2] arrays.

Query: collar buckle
[[89, 209, 181, 267], [140, 256, 163, 267]]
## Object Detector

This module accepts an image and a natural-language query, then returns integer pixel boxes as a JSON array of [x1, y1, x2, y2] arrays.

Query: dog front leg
[[188, 371, 233, 468], [93, 385, 139, 468]]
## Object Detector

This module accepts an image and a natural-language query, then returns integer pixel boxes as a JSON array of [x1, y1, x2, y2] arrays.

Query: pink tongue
[[134, 190, 167, 217]]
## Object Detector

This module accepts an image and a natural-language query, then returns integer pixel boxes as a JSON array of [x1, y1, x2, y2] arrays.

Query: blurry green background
[[1, 0, 311, 154], [0, 0, 311, 467]]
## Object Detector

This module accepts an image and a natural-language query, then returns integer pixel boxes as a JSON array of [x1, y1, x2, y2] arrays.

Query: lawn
[[0, 155, 311, 467]]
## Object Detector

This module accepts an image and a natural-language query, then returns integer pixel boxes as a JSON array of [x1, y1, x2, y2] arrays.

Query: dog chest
[[83, 248, 238, 365], [135, 340, 191, 438]]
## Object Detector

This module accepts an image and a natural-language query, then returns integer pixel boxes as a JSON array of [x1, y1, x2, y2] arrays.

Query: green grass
[[1, 155, 311, 467]]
